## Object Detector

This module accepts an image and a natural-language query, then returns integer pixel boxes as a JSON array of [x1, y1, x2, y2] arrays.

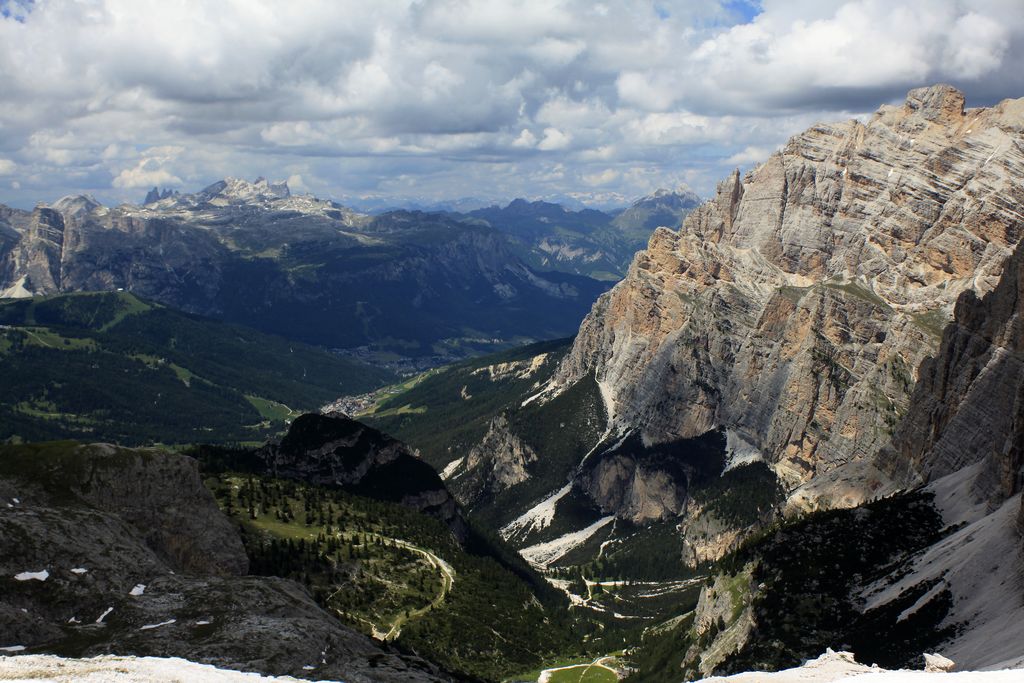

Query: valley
[[3, 79, 1024, 683], [0, 291, 394, 445]]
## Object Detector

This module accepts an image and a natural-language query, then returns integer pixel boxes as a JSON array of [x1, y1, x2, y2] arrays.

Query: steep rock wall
[[881, 237, 1024, 507], [556, 85, 1024, 491]]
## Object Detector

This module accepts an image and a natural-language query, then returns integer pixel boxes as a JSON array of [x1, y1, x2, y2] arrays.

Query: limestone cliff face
[[1, 207, 67, 296], [556, 85, 1024, 490], [882, 237, 1024, 507], [579, 454, 686, 523]]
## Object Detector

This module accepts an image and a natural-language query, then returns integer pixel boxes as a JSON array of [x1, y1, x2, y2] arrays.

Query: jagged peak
[[144, 187, 180, 205], [903, 83, 965, 123]]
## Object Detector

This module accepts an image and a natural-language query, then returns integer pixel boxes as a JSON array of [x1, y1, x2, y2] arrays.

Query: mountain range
[[0, 180, 697, 360], [363, 85, 1024, 678], [3, 84, 1024, 683]]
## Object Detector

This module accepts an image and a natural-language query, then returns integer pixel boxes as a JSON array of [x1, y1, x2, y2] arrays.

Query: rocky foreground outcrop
[[0, 442, 449, 683], [555, 85, 1024, 495]]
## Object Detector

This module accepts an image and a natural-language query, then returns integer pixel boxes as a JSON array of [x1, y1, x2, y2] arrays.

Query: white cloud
[[112, 165, 182, 189], [286, 174, 309, 193], [112, 148, 184, 189], [0, 159, 16, 175], [0, 0, 1021, 207], [512, 129, 538, 149], [616, 72, 678, 111], [537, 127, 571, 151], [726, 146, 777, 167], [583, 168, 620, 186]]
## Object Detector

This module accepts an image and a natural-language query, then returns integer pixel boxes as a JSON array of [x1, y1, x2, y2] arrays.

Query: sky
[[0, 0, 1022, 210]]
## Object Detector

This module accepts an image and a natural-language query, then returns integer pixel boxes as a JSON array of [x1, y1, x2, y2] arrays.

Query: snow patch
[[0, 654, 347, 681], [897, 580, 947, 623], [520, 516, 615, 568], [696, 649, 1024, 681], [860, 491, 1024, 669], [724, 429, 763, 473], [0, 645, 26, 652], [96, 607, 113, 624], [440, 457, 464, 481], [1, 276, 34, 299], [139, 619, 176, 630], [925, 461, 988, 527], [521, 387, 550, 407], [70, 567, 88, 575], [14, 570, 48, 582], [129, 584, 146, 596], [500, 483, 572, 541]]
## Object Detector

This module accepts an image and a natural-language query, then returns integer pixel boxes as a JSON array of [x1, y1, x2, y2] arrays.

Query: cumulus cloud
[[0, 0, 1021, 207], [111, 147, 185, 189], [726, 146, 778, 168]]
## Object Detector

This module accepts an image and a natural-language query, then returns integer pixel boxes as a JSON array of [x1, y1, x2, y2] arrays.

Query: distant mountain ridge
[[463, 188, 700, 280], [0, 178, 619, 356]]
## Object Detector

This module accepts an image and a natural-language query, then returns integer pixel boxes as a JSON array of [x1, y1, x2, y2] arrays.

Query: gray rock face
[[881, 237, 1024, 507], [455, 415, 537, 505], [579, 454, 686, 523], [554, 85, 1024, 500], [0, 442, 449, 682], [0, 443, 246, 577]]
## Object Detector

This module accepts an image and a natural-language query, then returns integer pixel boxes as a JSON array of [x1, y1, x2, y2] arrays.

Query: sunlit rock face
[[556, 85, 1024, 498]]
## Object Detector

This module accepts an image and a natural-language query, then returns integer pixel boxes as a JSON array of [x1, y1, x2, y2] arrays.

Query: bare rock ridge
[[0, 442, 447, 682], [0, 443, 246, 578], [554, 84, 1024, 503]]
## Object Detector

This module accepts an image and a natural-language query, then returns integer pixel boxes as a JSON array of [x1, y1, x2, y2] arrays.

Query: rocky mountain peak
[[144, 187, 180, 205], [641, 186, 701, 205], [199, 176, 290, 204], [259, 413, 468, 540], [50, 194, 101, 216], [555, 84, 1024, 506], [903, 83, 966, 124]]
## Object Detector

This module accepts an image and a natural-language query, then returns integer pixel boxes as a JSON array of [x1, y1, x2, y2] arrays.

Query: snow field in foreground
[[697, 651, 1024, 682], [0, 654, 341, 682]]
